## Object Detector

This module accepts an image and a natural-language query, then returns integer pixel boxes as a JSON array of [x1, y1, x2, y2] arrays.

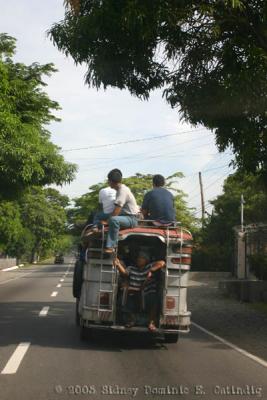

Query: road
[[0, 259, 266, 400]]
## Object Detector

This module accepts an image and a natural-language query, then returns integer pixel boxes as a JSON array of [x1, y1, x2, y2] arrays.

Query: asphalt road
[[0, 259, 267, 400]]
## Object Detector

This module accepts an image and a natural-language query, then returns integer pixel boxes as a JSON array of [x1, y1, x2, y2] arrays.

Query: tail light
[[171, 257, 191, 265], [172, 244, 193, 254], [166, 296, 176, 310], [100, 292, 110, 307]]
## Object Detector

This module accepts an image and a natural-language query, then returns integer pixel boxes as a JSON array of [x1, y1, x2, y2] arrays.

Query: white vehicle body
[[78, 222, 193, 342]]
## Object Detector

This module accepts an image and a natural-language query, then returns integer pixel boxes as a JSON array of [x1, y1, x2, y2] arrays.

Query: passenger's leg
[[145, 292, 158, 331], [123, 292, 138, 327], [105, 216, 137, 250], [93, 212, 110, 228]]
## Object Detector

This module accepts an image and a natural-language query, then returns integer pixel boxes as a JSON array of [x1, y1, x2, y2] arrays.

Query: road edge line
[[192, 321, 267, 369]]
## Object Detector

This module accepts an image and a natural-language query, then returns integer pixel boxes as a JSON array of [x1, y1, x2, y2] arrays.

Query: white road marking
[[60, 278, 64, 282], [39, 306, 49, 317], [51, 291, 58, 297], [56, 284, 62, 288], [1, 343, 31, 374], [1, 266, 18, 272], [192, 321, 267, 369]]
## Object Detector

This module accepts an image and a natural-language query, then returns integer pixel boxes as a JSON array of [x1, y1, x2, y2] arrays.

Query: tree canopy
[[0, 34, 76, 261], [193, 171, 267, 271], [0, 187, 72, 262], [50, 1, 267, 179], [0, 33, 77, 197]]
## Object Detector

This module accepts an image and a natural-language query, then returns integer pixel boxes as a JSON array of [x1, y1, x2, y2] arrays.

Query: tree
[[50, 1, 267, 179], [193, 171, 267, 271], [20, 187, 70, 262], [69, 172, 197, 233], [0, 33, 77, 197], [0, 201, 23, 254]]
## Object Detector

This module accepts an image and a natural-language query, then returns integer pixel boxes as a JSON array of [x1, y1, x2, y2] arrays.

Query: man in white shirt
[[91, 169, 122, 229], [99, 187, 116, 214], [103, 169, 139, 253]]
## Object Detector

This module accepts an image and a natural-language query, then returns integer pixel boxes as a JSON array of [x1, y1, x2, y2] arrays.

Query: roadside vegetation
[[0, 34, 77, 263]]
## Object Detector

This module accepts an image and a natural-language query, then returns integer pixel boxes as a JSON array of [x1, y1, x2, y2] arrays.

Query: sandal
[[103, 248, 116, 254]]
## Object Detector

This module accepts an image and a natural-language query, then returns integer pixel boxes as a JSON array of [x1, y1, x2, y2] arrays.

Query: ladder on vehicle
[[164, 224, 184, 318], [85, 225, 118, 320]]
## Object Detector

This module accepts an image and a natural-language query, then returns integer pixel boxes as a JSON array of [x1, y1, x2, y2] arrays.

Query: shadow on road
[[0, 301, 170, 352]]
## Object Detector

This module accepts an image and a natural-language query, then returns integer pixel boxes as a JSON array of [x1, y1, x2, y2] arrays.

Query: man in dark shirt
[[141, 174, 176, 223]]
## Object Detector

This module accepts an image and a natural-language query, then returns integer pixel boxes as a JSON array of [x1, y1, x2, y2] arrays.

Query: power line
[[73, 136, 215, 172], [61, 128, 209, 152]]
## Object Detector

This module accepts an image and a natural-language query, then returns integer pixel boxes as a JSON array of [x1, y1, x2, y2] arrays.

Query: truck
[[73, 221, 193, 343]]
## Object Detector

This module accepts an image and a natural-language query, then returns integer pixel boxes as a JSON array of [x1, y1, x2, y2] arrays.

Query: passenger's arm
[[150, 260, 166, 273], [141, 208, 148, 218], [113, 257, 129, 276], [141, 193, 149, 219], [111, 206, 122, 216]]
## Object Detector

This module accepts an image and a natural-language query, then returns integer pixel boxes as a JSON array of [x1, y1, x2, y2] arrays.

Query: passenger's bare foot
[[103, 248, 116, 254], [148, 322, 157, 332], [100, 220, 108, 226], [84, 227, 99, 236]]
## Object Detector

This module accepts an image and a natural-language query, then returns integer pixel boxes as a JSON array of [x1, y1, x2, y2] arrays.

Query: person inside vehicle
[[114, 251, 166, 332], [141, 174, 176, 224]]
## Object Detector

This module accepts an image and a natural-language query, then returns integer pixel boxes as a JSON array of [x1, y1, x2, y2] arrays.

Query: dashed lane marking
[[192, 321, 267, 369], [60, 278, 64, 282], [1, 343, 31, 374], [39, 306, 49, 317], [56, 284, 62, 288], [51, 291, 58, 297]]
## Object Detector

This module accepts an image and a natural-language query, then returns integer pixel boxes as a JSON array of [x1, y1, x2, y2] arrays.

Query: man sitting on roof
[[141, 174, 176, 224], [87, 169, 140, 253], [114, 251, 166, 332]]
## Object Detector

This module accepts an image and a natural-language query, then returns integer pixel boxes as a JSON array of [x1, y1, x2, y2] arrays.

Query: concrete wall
[[219, 279, 267, 303], [0, 258, 17, 270], [189, 272, 232, 281]]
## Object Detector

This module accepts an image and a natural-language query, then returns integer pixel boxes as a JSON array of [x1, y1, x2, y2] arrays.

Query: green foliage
[[20, 187, 69, 261], [0, 187, 71, 262], [50, 1, 267, 178], [0, 200, 23, 253], [54, 234, 74, 254], [249, 253, 267, 280], [192, 171, 267, 271], [69, 172, 197, 233], [0, 34, 76, 197]]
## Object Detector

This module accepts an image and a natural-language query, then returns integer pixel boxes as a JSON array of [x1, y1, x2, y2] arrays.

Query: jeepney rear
[[77, 223, 192, 343]]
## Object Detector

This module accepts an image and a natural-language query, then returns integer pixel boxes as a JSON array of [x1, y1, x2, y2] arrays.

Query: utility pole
[[241, 194, 245, 232], [199, 172, 205, 226], [237, 194, 246, 279]]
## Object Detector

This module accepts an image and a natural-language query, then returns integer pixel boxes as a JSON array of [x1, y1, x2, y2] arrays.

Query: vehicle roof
[[118, 226, 193, 243]]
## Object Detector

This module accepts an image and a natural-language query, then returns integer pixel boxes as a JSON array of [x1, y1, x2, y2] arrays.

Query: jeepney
[[74, 221, 193, 343]]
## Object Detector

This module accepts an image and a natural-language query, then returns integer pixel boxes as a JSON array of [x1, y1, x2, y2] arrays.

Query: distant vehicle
[[74, 221, 193, 343], [54, 254, 64, 264]]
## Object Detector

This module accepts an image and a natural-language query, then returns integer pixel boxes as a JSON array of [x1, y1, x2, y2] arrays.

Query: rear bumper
[[81, 322, 188, 335]]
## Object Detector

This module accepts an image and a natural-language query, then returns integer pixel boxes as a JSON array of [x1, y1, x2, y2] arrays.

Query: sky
[[0, 0, 235, 217]]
